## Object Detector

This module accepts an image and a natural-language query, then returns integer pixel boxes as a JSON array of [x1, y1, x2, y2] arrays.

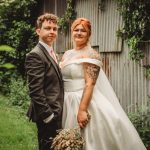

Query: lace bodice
[[61, 63, 85, 92], [62, 63, 84, 80], [60, 46, 102, 92]]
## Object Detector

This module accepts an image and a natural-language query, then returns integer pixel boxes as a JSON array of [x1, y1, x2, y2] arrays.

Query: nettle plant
[[116, 0, 150, 78]]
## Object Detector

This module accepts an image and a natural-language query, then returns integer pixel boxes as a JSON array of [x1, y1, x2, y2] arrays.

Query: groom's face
[[36, 20, 58, 46]]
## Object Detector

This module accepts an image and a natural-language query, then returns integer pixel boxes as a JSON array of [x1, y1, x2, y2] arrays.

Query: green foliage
[[128, 98, 150, 149], [0, 63, 15, 69], [117, 0, 150, 61], [9, 77, 30, 111], [0, 0, 40, 95], [0, 0, 37, 22], [0, 45, 16, 69], [3, 21, 36, 75], [58, 0, 76, 32], [0, 45, 15, 52], [0, 71, 16, 94], [4, 21, 36, 53], [116, 0, 150, 41], [127, 37, 145, 61], [116, 0, 150, 78], [143, 65, 150, 78], [0, 0, 39, 77], [0, 45, 16, 94]]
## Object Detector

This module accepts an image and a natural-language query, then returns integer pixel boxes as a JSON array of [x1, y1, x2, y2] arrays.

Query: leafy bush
[[0, 0, 41, 92], [128, 98, 150, 149], [9, 77, 30, 112], [0, 0, 42, 95], [0, 45, 16, 94], [0, 71, 16, 94]]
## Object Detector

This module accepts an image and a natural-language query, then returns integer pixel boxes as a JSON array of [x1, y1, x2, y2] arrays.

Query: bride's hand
[[77, 110, 89, 128]]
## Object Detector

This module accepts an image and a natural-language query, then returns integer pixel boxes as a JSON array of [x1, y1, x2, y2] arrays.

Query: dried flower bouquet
[[51, 127, 85, 150]]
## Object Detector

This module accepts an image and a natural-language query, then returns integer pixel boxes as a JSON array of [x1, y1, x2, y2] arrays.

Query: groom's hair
[[36, 13, 58, 28]]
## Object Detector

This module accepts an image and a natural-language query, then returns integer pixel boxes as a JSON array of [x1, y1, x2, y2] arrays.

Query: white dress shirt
[[39, 41, 57, 63], [39, 41, 55, 123]]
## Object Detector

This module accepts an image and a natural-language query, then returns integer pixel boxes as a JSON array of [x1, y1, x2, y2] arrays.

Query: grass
[[0, 94, 38, 150]]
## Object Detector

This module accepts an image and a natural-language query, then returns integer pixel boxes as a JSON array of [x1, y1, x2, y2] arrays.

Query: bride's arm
[[77, 62, 100, 128]]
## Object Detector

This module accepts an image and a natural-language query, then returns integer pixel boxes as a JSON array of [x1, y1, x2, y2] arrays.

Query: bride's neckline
[[73, 45, 93, 52]]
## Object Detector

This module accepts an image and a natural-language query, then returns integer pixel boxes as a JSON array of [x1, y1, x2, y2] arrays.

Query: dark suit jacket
[[25, 43, 64, 123]]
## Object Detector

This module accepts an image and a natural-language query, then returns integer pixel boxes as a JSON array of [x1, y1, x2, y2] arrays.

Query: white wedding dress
[[61, 46, 147, 150]]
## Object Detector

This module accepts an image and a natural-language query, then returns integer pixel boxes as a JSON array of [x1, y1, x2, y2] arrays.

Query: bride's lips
[[75, 36, 83, 38]]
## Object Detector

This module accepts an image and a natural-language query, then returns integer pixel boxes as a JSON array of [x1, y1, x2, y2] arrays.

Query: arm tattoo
[[85, 64, 100, 82]]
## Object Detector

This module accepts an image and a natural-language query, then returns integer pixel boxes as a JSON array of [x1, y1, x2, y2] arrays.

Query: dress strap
[[60, 58, 102, 68]]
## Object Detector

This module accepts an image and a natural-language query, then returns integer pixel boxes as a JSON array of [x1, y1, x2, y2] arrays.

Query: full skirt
[[62, 88, 146, 150]]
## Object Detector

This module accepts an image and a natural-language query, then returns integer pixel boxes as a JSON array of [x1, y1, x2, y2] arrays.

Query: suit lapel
[[37, 43, 62, 80]]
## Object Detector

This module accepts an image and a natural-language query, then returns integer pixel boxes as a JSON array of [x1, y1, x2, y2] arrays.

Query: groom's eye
[[44, 27, 51, 30], [44, 27, 58, 32], [53, 27, 58, 31]]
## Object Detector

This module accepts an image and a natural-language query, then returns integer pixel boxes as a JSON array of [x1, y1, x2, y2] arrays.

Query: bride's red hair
[[71, 18, 91, 37]]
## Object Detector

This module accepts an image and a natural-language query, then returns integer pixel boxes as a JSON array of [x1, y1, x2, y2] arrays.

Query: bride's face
[[72, 24, 89, 47]]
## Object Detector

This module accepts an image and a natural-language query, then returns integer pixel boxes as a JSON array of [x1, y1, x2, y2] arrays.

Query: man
[[25, 13, 64, 150]]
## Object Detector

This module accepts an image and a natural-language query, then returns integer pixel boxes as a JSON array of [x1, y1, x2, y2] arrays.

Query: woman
[[60, 18, 146, 150]]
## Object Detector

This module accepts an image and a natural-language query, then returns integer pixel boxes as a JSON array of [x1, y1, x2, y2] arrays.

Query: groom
[[25, 13, 64, 150]]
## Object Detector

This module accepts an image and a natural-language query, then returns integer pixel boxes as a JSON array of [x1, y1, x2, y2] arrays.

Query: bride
[[60, 18, 147, 150]]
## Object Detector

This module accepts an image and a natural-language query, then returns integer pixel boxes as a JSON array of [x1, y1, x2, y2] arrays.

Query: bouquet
[[51, 127, 85, 150]]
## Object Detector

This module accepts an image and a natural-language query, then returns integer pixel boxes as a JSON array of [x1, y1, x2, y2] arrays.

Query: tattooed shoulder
[[85, 63, 100, 82], [88, 50, 101, 61]]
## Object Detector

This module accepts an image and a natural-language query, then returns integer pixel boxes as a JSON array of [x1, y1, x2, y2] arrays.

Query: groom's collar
[[39, 41, 53, 52]]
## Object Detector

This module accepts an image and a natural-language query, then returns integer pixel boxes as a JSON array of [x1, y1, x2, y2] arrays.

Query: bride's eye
[[74, 29, 86, 33]]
